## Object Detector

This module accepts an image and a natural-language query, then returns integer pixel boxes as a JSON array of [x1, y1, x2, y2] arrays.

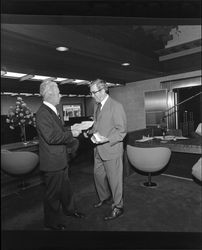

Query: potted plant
[[6, 97, 36, 144]]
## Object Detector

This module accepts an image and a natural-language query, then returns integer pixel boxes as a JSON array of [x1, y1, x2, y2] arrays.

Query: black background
[[1, 1, 202, 250]]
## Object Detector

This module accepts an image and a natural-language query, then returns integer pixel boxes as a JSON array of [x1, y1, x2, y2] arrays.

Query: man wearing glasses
[[85, 79, 127, 220]]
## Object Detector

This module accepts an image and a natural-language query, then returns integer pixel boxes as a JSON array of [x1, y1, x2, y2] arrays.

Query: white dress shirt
[[43, 101, 58, 115], [100, 94, 109, 110]]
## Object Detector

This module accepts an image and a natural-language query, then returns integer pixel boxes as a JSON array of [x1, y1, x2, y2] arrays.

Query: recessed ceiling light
[[74, 79, 84, 83], [56, 77, 67, 81], [1, 70, 7, 76], [4, 72, 26, 78], [56, 46, 69, 52], [121, 63, 130, 66]]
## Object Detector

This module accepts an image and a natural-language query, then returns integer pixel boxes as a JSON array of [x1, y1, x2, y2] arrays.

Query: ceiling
[[1, 1, 201, 96]]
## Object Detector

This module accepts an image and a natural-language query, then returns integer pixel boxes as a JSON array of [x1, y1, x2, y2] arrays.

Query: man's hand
[[91, 132, 109, 144], [83, 130, 89, 138], [72, 130, 81, 137]]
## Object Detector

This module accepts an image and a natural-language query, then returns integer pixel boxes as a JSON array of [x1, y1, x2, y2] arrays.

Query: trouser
[[94, 149, 123, 209], [43, 167, 76, 226]]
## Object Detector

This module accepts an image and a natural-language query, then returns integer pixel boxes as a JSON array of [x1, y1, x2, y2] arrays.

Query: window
[[62, 104, 81, 121]]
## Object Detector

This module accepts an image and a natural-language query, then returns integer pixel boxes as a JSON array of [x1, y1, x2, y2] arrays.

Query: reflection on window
[[63, 104, 81, 121]]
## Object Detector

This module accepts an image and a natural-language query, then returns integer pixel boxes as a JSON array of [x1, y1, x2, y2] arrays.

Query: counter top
[[1, 141, 39, 152], [131, 137, 202, 154]]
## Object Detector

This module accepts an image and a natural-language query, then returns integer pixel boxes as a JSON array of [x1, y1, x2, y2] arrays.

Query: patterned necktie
[[95, 103, 101, 121]]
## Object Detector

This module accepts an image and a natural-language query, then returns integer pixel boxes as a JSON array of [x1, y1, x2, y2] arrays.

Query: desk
[[1, 141, 39, 153], [132, 137, 202, 155]]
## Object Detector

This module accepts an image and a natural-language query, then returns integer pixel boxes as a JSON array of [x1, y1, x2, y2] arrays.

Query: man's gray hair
[[90, 79, 108, 92], [40, 81, 58, 99]]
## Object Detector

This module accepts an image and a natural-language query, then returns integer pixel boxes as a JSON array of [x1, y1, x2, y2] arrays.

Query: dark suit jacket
[[36, 103, 75, 172]]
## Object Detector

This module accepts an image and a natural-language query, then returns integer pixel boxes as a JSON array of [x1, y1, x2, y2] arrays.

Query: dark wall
[[1, 115, 38, 145], [64, 116, 92, 126]]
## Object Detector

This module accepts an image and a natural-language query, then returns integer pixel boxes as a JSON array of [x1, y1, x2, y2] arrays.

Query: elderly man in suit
[[85, 79, 127, 220], [36, 81, 84, 231]]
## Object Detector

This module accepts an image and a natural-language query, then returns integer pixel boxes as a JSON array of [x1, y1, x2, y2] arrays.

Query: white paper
[[93, 132, 103, 142], [174, 136, 189, 140], [71, 121, 94, 132], [90, 135, 97, 144], [136, 136, 154, 142], [154, 136, 188, 140], [154, 136, 174, 140]]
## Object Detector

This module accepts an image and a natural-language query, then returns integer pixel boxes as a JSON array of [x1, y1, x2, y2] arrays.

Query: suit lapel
[[42, 104, 63, 127]]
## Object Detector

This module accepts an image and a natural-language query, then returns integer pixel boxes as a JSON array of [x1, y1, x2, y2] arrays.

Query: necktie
[[95, 103, 101, 121]]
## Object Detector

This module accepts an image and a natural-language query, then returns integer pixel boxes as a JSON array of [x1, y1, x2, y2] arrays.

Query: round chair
[[1, 149, 39, 175], [127, 145, 171, 187], [192, 157, 202, 182]]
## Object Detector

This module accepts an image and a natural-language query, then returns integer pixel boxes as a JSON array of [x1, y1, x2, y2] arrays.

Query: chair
[[192, 157, 202, 182], [195, 123, 202, 136], [1, 150, 39, 175], [1, 150, 39, 188], [126, 145, 171, 187]]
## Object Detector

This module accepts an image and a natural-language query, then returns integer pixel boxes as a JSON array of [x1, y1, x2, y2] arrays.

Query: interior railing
[[164, 91, 201, 136]]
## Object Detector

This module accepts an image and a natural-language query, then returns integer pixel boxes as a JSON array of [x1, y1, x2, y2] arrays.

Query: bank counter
[[124, 129, 202, 178], [1, 140, 39, 152], [133, 135, 202, 154]]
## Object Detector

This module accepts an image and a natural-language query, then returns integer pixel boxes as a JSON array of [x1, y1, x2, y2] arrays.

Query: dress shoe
[[93, 197, 112, 208], [44, 224, 66, 231], [104, 207, 123, 221], [65, 211, 85, 219]]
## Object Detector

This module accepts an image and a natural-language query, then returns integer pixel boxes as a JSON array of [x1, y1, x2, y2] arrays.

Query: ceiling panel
[[1, 4, 201, 95]]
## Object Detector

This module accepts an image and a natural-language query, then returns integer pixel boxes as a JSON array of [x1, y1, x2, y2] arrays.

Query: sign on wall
[[62, 104, 81, 121]]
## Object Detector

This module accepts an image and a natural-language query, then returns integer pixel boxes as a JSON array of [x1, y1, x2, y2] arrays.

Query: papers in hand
[[71, 121, 94, 133], [91, 135, 98, 144], [93, 132, 103, 142], [91, 132, 108, 144]]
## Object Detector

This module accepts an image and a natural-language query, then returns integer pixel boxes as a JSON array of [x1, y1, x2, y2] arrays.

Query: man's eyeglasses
[[90, 88, 104, 95]]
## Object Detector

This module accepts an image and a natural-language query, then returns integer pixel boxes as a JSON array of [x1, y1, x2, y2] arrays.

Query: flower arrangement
[[6, 97, 36, 130]]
